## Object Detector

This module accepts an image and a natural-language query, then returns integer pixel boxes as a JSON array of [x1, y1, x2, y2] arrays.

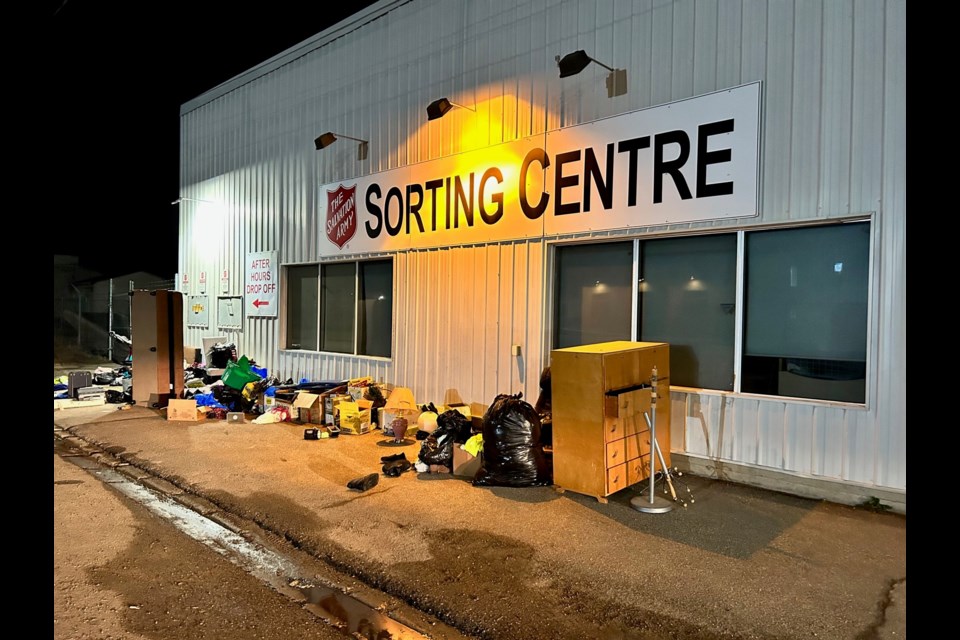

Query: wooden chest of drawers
[[551, 341, 670, 503]]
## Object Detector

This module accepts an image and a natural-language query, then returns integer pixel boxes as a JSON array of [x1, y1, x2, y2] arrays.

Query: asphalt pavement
[[53, 401, 906, 640]]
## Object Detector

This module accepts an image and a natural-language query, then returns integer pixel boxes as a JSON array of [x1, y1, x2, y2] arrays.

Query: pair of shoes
[[347, 473, 379, 492], [383, 459, 412, 477], [381, 452, 407, 463]]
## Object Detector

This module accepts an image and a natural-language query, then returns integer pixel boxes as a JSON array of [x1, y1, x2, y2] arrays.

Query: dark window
[[284, 259, 393, 357]]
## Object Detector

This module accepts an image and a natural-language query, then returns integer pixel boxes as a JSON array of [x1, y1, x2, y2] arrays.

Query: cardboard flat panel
[[168, 399, 200, 421]]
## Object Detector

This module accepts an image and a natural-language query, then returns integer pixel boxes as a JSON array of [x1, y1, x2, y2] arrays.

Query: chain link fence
[[55, 278, 176, 364]]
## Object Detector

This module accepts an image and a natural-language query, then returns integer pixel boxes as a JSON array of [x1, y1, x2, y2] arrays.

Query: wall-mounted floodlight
[[426, 97, 476, 121], [314, 131, 369, 160], [557, 50, 627, 98]]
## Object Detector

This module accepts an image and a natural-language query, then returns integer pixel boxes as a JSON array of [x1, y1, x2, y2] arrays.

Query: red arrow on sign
[[253, 299, 270, 308]]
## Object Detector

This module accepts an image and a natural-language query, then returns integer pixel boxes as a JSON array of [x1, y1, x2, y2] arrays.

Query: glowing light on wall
[[174, 196, 225, 254]]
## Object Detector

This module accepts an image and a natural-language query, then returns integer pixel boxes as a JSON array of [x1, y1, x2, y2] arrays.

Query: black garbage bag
[[534, 366, 553, 448], [212, 384, 248, 413], [418, 431, 454, 467], [184, 366, 207, 383], [473, 392, 552, 487], [417, 411, 464, 467], [435, 409, 473, 443], [94, 371, 117, 385], [209, 342, 237, 368]]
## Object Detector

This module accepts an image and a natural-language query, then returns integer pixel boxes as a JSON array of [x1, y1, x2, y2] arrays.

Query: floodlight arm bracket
[[589, 58, 615, 73], [314, 131, 369, 160], [557, 49, 628, 97], [333, 133, 368, 144], [426, 97, 477, 120], [446, 100, 476, 113]]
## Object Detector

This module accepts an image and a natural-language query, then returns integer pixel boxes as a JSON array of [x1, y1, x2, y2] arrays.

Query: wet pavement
[[54, 402, 906, 640]]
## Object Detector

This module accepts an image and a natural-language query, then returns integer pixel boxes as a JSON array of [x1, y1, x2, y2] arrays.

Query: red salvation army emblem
[[326, 184, 357, 249]]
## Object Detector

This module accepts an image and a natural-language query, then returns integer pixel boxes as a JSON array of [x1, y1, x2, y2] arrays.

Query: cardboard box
[[378, 407, 397, 435], [324, 393, 354, 426], [446, 403, 471, 419], [452, 445, 483, 478], [347, 376, 374, 401], [471, 402, 488, 431], [338, 404, 373, 435], [274, 388, 297, 413], [293, 392, 323, 424], [184, 345, 203, 365], [168, 399, 201, 421], [324, 392, 352, 416]]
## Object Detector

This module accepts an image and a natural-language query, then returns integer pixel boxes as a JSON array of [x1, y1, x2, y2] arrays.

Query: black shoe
[[347, 473, 379, 491], [380, 452, 408, 463], [382, 459, 412, 477]]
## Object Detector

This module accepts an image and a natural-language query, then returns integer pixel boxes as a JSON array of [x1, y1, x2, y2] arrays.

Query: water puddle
[[55, 432, 430, 640], [296, 582, 427, 639]]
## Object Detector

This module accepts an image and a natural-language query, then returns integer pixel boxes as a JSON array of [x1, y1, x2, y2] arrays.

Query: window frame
[[280, 256, 394, 360], [546, 214, 875, 409]]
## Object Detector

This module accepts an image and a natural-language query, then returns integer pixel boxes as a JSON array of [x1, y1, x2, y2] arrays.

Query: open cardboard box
[[470, 401, 488, 431], [452, 444, 483, 478], [293, 392, 323, 424]]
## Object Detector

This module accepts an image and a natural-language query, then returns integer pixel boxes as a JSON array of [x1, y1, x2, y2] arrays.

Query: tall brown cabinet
[[131, 290, 184, 408], [550, 341, 670, 503]]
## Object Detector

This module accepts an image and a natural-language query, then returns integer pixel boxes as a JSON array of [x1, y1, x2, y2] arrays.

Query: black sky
[[45, 1, 376, 278]]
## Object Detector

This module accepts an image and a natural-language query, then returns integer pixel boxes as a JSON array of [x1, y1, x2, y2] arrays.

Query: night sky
[[45, 1, 376, 278]]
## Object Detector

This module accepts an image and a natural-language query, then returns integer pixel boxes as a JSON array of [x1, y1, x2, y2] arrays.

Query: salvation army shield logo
[[326, 184, 357, 249]]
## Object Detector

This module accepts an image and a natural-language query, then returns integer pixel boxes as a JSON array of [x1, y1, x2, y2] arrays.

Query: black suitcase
[[68, 371, 93, 399]]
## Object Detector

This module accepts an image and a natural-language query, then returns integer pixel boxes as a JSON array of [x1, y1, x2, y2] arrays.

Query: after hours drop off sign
[[245, 250, 277, 317]]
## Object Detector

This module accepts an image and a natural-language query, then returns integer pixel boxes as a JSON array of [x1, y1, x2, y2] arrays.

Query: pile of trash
[[348, 386, 554, 491], [180, 353, 280, 419], [53, 365, 134, 405]]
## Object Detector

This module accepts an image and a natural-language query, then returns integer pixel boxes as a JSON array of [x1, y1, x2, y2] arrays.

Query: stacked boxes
[[324, 392, 353, 427]]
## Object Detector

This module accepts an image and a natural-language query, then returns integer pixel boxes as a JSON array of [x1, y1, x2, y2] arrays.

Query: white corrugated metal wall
[[178, 0, 906, 496]]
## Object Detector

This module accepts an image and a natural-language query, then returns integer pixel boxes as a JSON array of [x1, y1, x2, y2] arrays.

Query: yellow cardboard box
[[339, 404, 373, 435]]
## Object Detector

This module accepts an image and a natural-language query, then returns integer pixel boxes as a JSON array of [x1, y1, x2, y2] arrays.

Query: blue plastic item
[[264, 386, 277, 397], [252, 365, 268, 379], [193, 393, 228, 409]]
